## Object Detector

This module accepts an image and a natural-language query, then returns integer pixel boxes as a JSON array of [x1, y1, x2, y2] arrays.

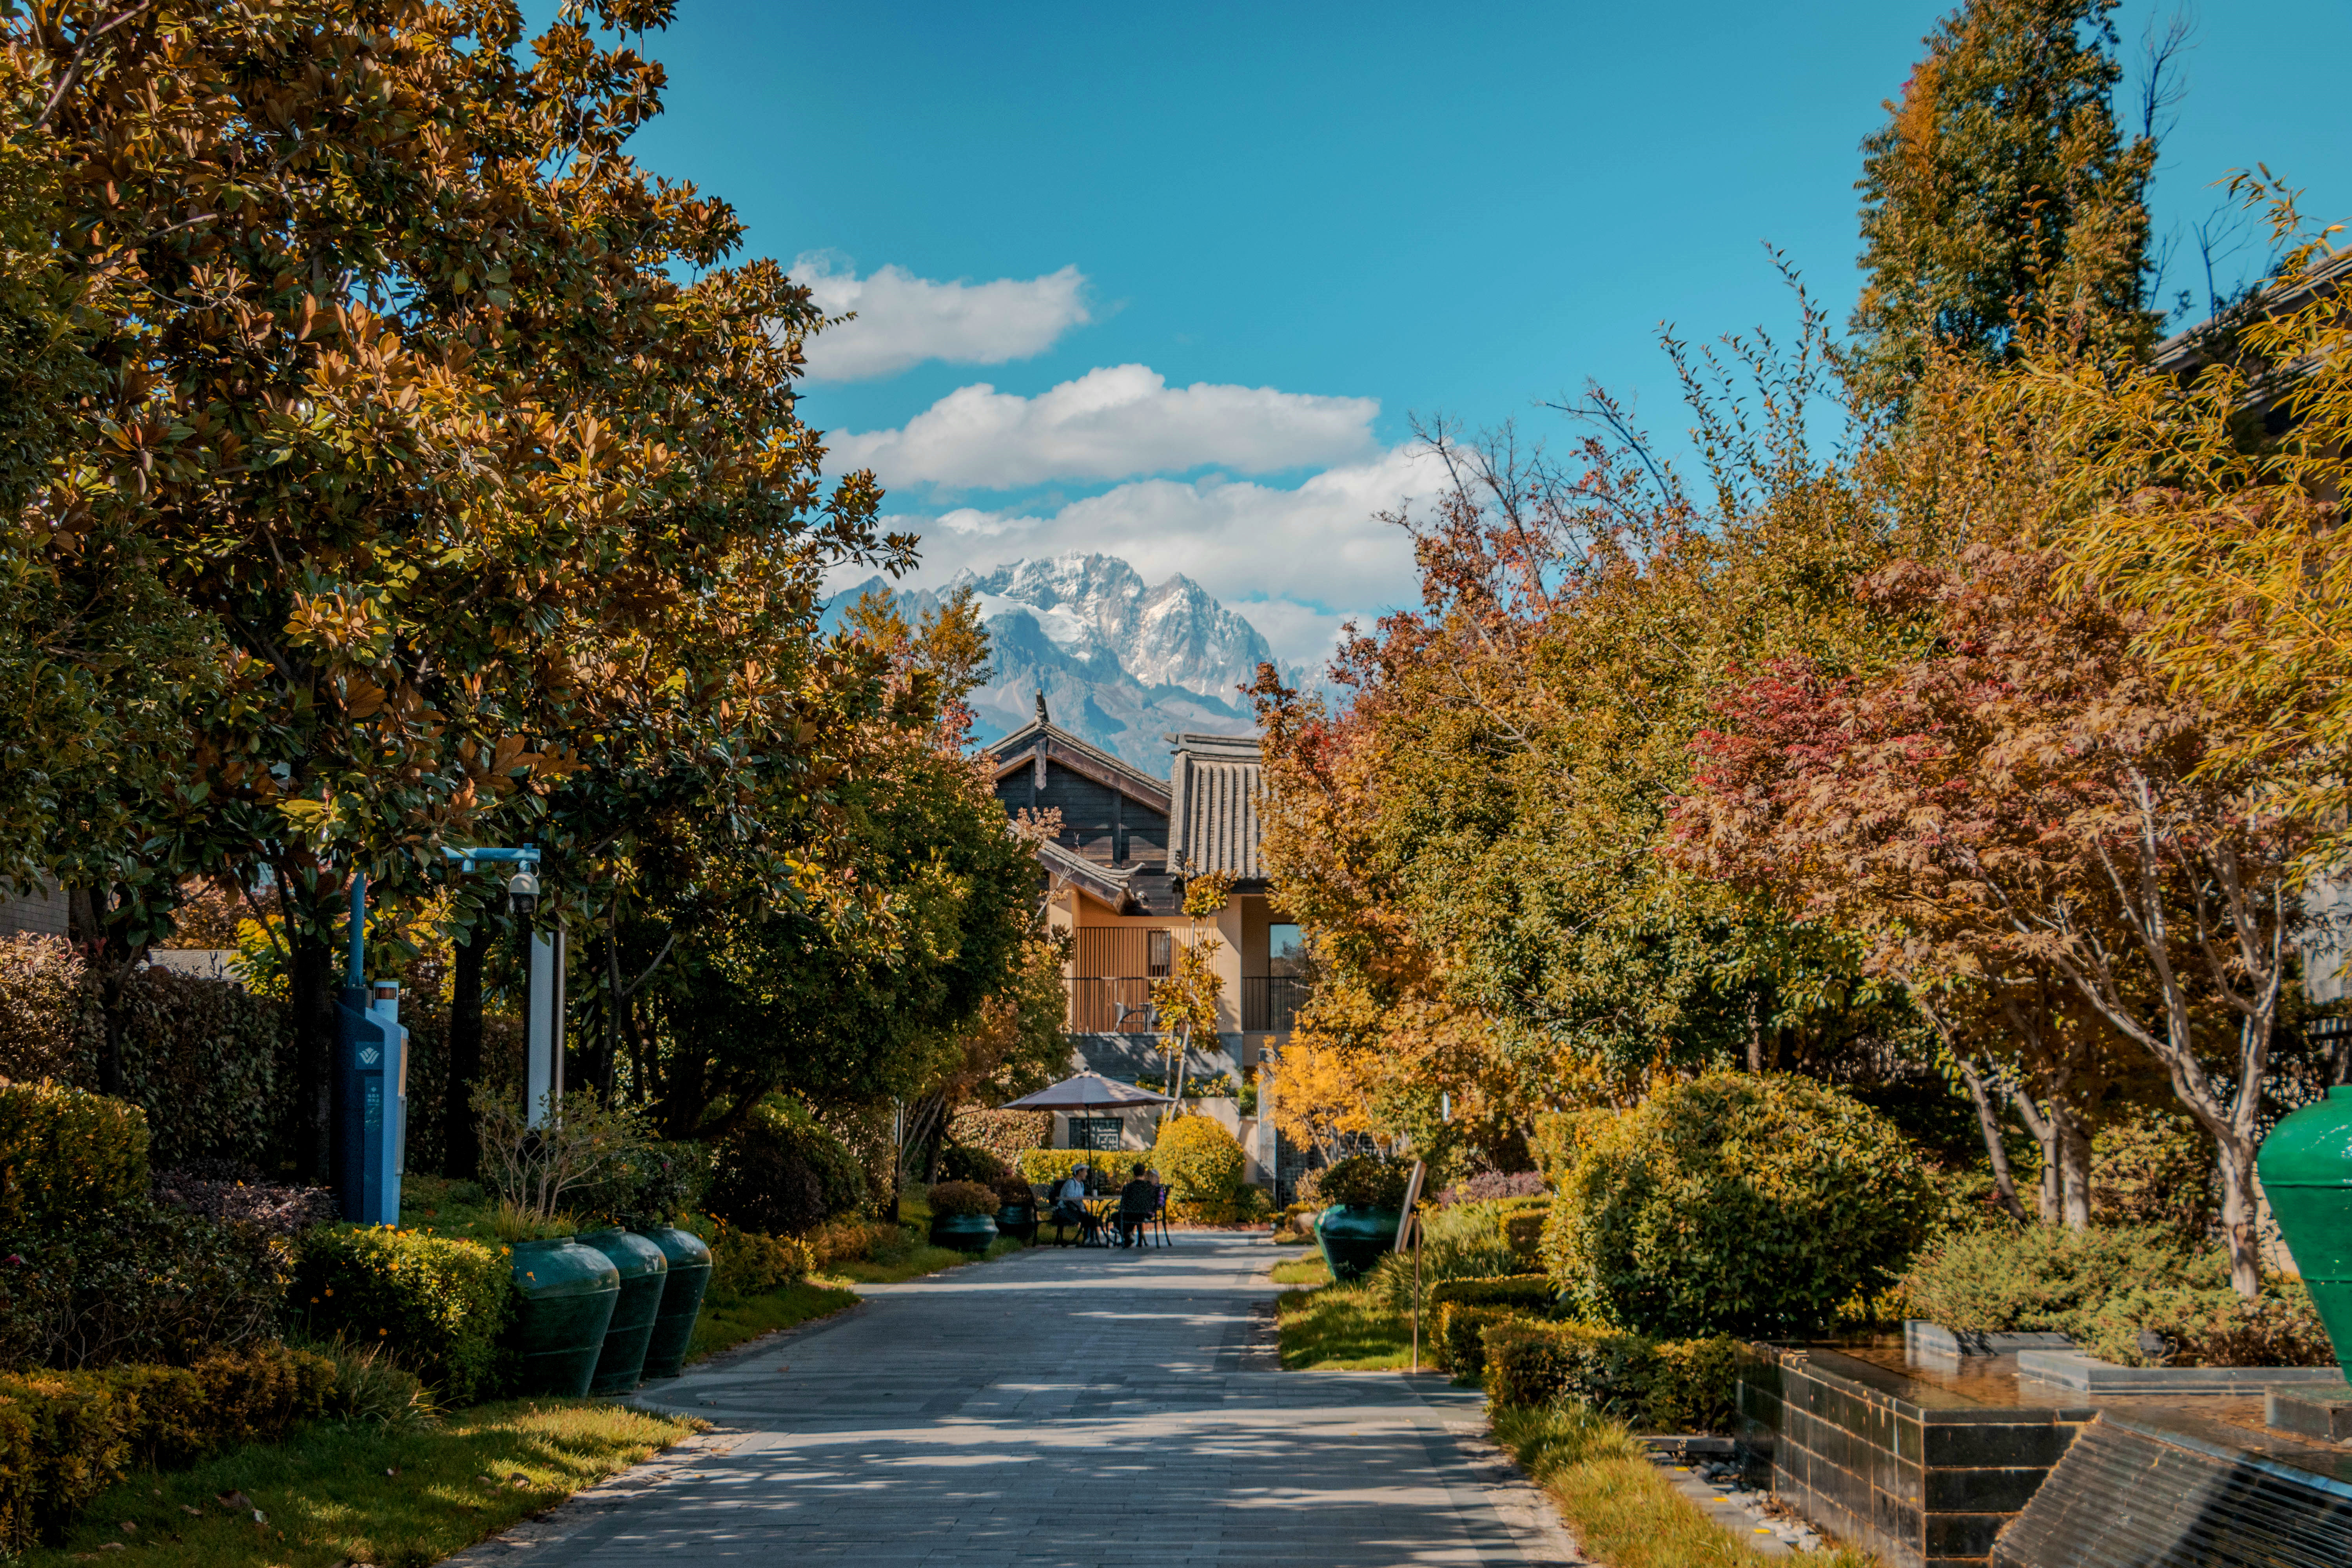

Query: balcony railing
[[1067, 976, 1159, 1033], [1065, 974, 1310, 1033], [1242, 976, 1308, 1033]]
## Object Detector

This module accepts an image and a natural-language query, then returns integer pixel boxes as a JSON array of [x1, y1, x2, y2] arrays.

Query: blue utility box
[[334, 982, 407, 1225]]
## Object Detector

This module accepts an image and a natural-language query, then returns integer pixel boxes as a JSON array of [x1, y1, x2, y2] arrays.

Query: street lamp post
[[442, 846, 565, 1128]]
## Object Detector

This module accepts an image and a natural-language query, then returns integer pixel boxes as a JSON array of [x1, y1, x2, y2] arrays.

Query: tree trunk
[[443, 924, 488, 1178], [1745, 989, 1764, 1074], [287, 916, 339, 1186], [2004, 1085, 2063, 1225], [2058, 1112, 2093, 1229], [2217, 1136, 2262, 1297], [1955, 1059, 2028, 1222]]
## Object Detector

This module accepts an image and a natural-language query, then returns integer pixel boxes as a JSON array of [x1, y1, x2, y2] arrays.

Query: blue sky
[[612, 1, 2352, 664]]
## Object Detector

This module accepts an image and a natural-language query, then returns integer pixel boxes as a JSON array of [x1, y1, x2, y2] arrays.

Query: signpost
[[1395, 1159, 1428, 1372]]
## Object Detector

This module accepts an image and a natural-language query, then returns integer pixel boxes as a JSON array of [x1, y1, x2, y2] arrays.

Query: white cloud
[[829, 364, 1380, 490], [793, 256, 1091, 382], [881, 445, 1444, 664]]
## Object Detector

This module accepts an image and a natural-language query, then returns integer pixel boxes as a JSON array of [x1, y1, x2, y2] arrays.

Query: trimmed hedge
[[0, 1081, 148, 1226], [1016, 1150, 1103, 1187], [1504, 1210, 1545, 1256], [0, 1203, 286, 1370], [0, 1343, 334, 1550], [937, 1146, 1010, 1185], [1437, 1303, 1530, 1381], [0, 938, 291, 1172], [1426, 1273, 1558, 1314], [294, 1227, 510, 1404], [1482, 1319, 1742, 1434]]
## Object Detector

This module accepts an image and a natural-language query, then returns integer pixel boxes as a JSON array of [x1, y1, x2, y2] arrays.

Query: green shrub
[[926, 1180, 997, 1218], [707, 1100, 869, 1236], [1155, 1115, 1246, 1220], [1900, 1222, 2190, 1334], [1482, 1319, 1741, 1433], [937, 1145, 1009, 1185], [294, 1227, 510, 1403], [708, 1227, 814, 1298], [610, 1140, 710, 1231], [1504, 1210, 1545, 1256], [946, 1107, 1049, 1168], [1437, 1303, 1529, 1380], [2090, 1110, 2216, 1245], [310, 1337, 434, 1429], [0, 1343, 336, 1550], [1372, 1204, 1524, 1309], [1312, 1153, 1410, 1209], [1546, 1071, 1934, 1337], [0, 1203, 286, 1369], [0, 1081, 148, 1227]]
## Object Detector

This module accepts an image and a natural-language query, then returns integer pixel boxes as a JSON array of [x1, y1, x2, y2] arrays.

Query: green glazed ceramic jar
[[634, 1226, 713, 1381], [930, 1212, 998, 1254], [578, 1228, 668, 1396], [2256, 1083, 2352, 1376], [505, 1238, 620, 1397], [1316, 1204, 1400, 1282]]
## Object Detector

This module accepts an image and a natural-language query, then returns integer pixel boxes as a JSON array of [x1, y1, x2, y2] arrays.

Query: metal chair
[[1150, 1183, 1172, 1247], [1112, 1185, 1161, 1249]]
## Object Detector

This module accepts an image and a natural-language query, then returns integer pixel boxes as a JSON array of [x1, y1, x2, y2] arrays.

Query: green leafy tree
[[4, 2, 902, 1175], [1849, 0, 2159, 409]]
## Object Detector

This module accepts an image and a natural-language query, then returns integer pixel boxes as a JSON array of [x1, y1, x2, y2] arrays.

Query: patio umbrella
[[998, 1070, 1174, 1111]]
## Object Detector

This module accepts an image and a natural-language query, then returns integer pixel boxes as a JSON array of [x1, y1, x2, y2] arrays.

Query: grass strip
[[815, 1232, 1026, 1285], [1275, 1274, 1414, 1370], [1491, 1402, 1875, 1568], [687, 1279, 858, 1365], [1270, 1256, 1330, 1286], [26, 1399, 693, 1568]]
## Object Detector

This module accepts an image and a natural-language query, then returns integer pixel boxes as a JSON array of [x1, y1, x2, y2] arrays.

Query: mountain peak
[[837, 554, 1275, 769]]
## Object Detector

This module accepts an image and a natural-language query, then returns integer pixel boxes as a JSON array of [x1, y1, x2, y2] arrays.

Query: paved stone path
[[460, 1234, 1585, 1567]]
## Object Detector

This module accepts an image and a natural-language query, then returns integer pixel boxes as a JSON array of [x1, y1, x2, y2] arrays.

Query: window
[[1269, 923, 1305, 976], [1070, 1116, 1123, 1151], [1147, 928, 1174, 977]]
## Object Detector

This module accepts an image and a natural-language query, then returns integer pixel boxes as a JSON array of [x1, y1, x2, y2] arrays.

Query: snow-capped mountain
[[830, 553, 1282, 769]]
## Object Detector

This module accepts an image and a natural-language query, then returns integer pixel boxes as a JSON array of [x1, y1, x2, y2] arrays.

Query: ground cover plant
[[21, 1399, 694, 1568], [1492, 1402, 1871, 1568], [1902, 1223, 2332, 1367]]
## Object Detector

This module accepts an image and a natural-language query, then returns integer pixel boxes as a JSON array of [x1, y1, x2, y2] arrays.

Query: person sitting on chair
[[1053, 1165, 1100, 1244], [1115, 1163, 1157, 1247]]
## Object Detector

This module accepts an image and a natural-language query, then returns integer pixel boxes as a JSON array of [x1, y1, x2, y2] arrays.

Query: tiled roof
[[1034, 837, 1136, 913], [989, 718, 1172, 812], [1166, 733, 1262, 880]]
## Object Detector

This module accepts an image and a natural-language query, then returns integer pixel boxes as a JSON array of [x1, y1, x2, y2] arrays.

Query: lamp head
[[506, 866, 540, 919]]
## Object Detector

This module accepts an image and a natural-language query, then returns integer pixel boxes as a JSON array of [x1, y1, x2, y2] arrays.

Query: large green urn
[[1316, 1204, 1401, 1283], [930, 1212, 998, 1254], [2258, 1083, 2352, 1376], [505, 1238, 620, 1396], [635, 1225, 713, 1381], [578, 1229, 668, 1396], [996, 1202, 1037, 1242]]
